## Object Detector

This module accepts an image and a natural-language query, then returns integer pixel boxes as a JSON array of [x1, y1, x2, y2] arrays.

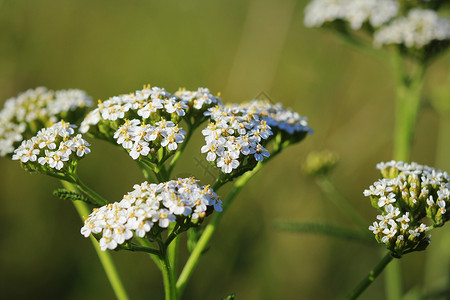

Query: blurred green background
[[0, 0, 449, 299]]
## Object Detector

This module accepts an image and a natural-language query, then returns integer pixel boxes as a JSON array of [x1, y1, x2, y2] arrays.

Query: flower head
[[0, 87, 92, 157], [374, 9, 450, 49], [364, 161, 449, 257], [81, 178, 222, 251], [12, 121, 90, 176], [202, 99, 311, 176], [80, 85, 218, 161], [304, 0, 398, 30]]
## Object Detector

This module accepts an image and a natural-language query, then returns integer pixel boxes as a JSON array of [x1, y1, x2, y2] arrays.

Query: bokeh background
[[0, 0, 449, 299]]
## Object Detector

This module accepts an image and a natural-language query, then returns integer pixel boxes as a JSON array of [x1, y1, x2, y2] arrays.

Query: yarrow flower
[[81, 178, 222, 251], [80, 85, 220, 161], [304, 0, 398, 30], [374, 9, 450, 48], [0, 87, 92, 157], [364, 161, 449, 257], [12, 121, 90, 175], [202, 99, 311, 175], [243, 99, 312, 136]]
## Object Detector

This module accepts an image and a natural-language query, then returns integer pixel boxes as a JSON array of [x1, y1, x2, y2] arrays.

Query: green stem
[[61, 181, 129, 300], [315, 176, 368, 234], [135, 237, 163, 271], [119, 243, 161, 255], [384, 258, 402, 300], [71, 176, 108, 206], [335, 29, 387, 62], [136, 160, 157, 183], [392, 51, 425, 161], [167, 224, 180, 289], [346, 253, 394, 300], [176, 162, 264, 296], [274, 221, 375, 245], [159, 241, 177, 300], [385, 50, 425, 300]]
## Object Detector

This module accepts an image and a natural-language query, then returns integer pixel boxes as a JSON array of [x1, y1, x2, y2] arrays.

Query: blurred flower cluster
[[304, 0, 450, 59], [304, 0, 399, 30], [0, 87, 92, 157], [364, 161, 449, 257], [303, 150, 339, 177]]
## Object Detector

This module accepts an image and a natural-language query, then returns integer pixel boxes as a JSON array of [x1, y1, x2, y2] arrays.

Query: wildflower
[[81, 178, 222, 251], [201, 99, 311, 175], [12, 121, 90, 176], [374, 9, 450, 48], [304, 0, 398, 30], [0, 87, 92, 157], [364, 161, 449, 257]]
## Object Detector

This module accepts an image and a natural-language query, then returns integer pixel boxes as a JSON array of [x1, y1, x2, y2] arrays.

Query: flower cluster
[[80, 85, 219, 161], [374, 9, 450, 48], [364, 161, 449, 257], [304, 0, 398, 30], [0, 87, 92, 157], [202, 104, 272, 174], [114, 119, 186, 160], [81, 178, 222, 251], [243, 100, 312, 137], [202, 100, 311, 175], [174, 87, 222, 121], [12, 121, 90, 175]]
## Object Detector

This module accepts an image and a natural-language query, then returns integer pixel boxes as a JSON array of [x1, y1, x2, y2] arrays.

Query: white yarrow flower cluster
[[12, 121, 90, 172], [0, 87, 92, 156], [243, 100, 312, 135], [374, 9, 450, 48], [174, 87, 221, 112], [80, 86, 220, 160], [114, 119, 185, 159], [364, 161, 449, 256], [304, 0, 398, 30], [81, 178, 222, 251], [202, 104, 273, 174], [80, 86, 173, 133]]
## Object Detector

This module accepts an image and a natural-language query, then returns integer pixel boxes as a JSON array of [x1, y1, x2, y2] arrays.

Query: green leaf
[[53, 188, 96, 205], [274, 220, 376, 245]]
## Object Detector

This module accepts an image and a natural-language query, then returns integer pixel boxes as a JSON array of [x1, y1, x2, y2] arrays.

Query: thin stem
[[161, 254, 177, 300], [166, 224, 181, 288], [274, 221, 375, 245], [119, 243, 161, 256], [386, 50, 425, 300], [346, 252, 394, 300], [335, 30, 387, 62], [135, 237, 163, 271], [315, 176, 368, 234], [176, 162, 264, 296], [61, 181, 129, 300], [139, 158, 165, 182], [392, 51, 425, 161], [72, 176, 108, 206], [158, 238, 177, 300], [384, 258, 402, 300], [136, 160, 157, 183]]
